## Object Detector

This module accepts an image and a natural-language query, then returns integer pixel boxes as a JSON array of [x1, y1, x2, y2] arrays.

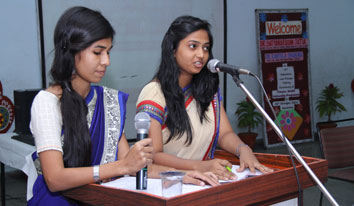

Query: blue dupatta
[[28, 86, 128, 206]]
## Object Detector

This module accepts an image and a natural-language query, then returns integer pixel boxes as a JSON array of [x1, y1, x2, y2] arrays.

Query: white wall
[[41, 0, 224, 139], [226, 0, 354, 141], [0, 1, 42, 132], [2, 1, 353, 142]]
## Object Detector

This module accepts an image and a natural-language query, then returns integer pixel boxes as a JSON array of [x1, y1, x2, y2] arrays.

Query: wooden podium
[[63, 151, 328, 206]]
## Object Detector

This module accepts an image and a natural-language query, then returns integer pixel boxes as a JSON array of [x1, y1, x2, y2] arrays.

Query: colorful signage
[[256, 9, 313, 147]]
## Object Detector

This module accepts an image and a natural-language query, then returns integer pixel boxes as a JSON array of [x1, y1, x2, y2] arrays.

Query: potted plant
[[235, 98, 263, 149], [315, 83, 346, 130]]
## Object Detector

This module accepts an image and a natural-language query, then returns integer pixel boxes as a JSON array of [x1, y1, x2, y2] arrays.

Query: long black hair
[[50, 6, 115, 167], [155, 16, 219, 145]]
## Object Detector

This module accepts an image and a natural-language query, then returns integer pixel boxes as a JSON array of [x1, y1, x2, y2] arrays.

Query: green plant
[[316, 83, 346, 122], [235, 98, 263, 133]]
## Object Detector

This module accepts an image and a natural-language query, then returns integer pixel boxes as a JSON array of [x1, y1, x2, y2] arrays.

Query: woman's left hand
[[183, 171, 219, 186], [147, 164, 219, 186], [236, 145, 273, 174]]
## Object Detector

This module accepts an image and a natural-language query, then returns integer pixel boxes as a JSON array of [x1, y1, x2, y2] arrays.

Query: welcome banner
[[255, 9, 313, 148]]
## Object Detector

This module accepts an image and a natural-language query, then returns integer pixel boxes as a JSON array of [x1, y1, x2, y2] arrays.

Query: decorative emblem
[[0, 81, 15, 133]]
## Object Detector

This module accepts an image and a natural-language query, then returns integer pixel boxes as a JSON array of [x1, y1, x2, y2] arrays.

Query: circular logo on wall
[[0, 81, 15, 133]]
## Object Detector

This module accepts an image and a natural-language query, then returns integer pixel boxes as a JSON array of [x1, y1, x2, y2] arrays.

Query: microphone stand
[[231, 73, 339, 206]]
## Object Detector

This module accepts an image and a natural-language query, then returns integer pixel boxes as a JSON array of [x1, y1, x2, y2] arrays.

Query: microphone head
[[134, 112, 151, 133], [207, 59, 220, 73]]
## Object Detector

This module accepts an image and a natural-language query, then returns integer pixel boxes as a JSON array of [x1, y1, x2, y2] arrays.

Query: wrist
[[119, 159, 133, 175], [192, 160, 203, 171], [235, 143, 249, 158], [93, 165, 100, 182]]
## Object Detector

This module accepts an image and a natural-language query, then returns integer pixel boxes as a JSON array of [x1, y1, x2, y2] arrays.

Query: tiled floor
[[1, 139, 353, 205], [1, 167, 27, 206]]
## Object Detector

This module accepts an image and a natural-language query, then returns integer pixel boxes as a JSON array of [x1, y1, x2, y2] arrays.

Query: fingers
[[135, 138, 153, 155], [184, 171, 220, 186], [143, 153, 153, 166], [136, 138, 152, 147], [248, 163, 256, 174], [237, 149, 274, 174], [141, 144, 154, 154], [193, 172, 219, 186], [140, 145, 154, 166], [217, 159, 232, 168], [215, 168, 236, 181], [204, 159, 236, 180], [184, 176, 206, 186], [219, 160, 236, 180], [254, 163, 273, 173], [236, 162, 245, 172], [237, 160, 274, 174], [127, 139, 154, 169], [202, 172, 219, 186], [264, 166, 274, 173]]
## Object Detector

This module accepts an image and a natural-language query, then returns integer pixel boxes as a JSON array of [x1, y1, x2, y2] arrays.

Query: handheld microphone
[[134, 112, 151, 190], [207, 59, 252, 75]]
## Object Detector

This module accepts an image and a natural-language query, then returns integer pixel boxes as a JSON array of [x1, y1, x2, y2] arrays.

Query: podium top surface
[[63, 150, 328, 206]]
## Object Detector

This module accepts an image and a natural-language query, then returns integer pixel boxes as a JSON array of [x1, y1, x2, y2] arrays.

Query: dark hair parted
[[155, 15, 219, 145], [50, 6, 115, 167]]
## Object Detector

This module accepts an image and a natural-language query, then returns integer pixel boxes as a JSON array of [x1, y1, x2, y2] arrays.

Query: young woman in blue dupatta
[[136, 16, 273, 181], [28, 7, 218, 206]]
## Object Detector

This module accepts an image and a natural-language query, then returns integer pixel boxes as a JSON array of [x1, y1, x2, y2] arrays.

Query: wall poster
[[255, 9, 313, 148]]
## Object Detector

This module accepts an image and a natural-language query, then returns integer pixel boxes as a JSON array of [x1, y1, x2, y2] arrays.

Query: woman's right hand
[[196, 158, 236, 180], [121, 138, 154, 174]]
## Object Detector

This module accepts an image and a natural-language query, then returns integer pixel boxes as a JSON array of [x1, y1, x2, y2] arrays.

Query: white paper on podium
[[101, 165, 263, 197]]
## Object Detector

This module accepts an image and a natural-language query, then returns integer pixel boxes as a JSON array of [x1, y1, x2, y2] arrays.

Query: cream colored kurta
[[137, 82, 216, 160]]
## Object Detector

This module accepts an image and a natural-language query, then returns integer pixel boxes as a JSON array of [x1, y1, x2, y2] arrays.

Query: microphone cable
[[250, 73, 303, 206]]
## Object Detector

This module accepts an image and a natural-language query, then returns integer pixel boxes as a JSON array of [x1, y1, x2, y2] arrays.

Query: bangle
[[93, 165, 100, 182], [236, 143, 248, 158]]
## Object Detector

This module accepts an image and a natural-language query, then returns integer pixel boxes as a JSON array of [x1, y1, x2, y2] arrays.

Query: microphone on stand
[[207, 59, 253, 76], [134, 112, 151, 190]]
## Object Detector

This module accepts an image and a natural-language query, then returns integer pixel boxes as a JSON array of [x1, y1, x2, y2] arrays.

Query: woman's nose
[[196, 47, 204, 58], [101, 53, 110, 66]]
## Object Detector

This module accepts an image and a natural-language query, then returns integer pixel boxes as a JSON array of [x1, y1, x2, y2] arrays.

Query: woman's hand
[[121, 138, 154, 174], [196, 159, 236, 180], [147, 165, 219, 186], [237, 145, 273, 173], [183, 171, 219, 186], [146, 164, 174, 178]]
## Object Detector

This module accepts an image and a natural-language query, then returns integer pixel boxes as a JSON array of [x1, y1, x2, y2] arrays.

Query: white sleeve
[[30, 91, 63, 154]]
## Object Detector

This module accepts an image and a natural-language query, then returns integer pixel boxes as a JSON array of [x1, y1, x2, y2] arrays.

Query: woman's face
[[174, 29, 210, 77], [73, 38, 113, 85]]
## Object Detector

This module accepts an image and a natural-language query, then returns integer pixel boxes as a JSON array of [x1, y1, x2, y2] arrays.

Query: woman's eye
[[93, 51, 101, 55], [189, 44, 196, 49], [203, 46, 210, 51]]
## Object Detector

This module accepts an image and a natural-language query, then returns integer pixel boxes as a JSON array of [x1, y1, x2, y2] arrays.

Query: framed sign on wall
[[255, 9, 313, 148]]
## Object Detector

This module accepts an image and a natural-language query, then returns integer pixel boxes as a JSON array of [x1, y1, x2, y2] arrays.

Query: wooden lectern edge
[[63, 151, 328, 206]]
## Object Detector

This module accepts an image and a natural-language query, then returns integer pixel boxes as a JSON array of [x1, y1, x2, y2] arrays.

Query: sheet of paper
[[101, 165, 263, 197], [101, 176, 211, 197]]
